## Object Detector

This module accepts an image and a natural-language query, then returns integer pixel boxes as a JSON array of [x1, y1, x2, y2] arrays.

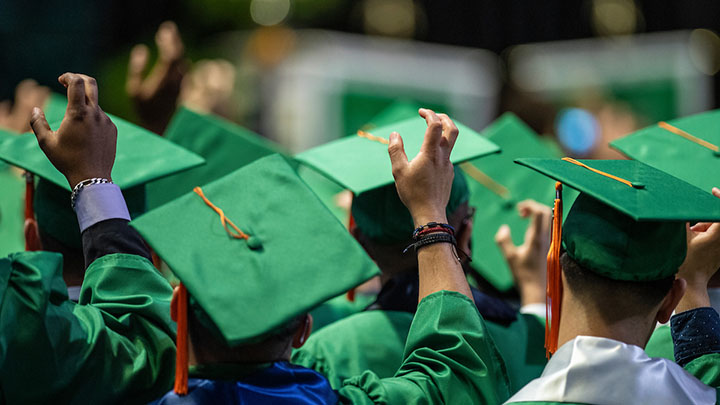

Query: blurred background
[[2, 0, 720, 156]]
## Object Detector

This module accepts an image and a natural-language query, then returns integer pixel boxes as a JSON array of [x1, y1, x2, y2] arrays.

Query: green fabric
[[309, 292, 377, 332], [131, 154, 379, 346], [296, 165, 349, 224], [358, 100, 422, 131], [644, 325, 674, 360], [0, 251, 176, 403], [683, 353, 720, 404], [610, 109, 720, 194], [295, 116, 500, 195], [294, 310, 544, 396], [465, 113, 564, 291], [563, 193, 687, 281], [0, 168, 24, 256], [515, 158, 720, 222], [42, 92, 69, 124], [336, 291, 510, 404], [292, 310, 414, 389], [351, 166, 469, 243], [485, 314, 548, 394], [147, 106, 284, 209]]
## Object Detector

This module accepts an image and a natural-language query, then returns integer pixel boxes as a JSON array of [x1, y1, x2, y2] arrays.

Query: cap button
[[631, 182, 645, 189], [246, 236, 263, 250], [502, 199, 516, 210], [713, 150, 720, 157]]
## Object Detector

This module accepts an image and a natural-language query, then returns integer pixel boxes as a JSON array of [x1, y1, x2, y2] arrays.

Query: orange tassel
[[171, 284, 189, 395], [545, 182, 563, 358]]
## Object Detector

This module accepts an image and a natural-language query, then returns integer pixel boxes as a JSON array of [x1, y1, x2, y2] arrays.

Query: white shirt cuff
[[520, 303, 547, 319], [73, 182, 131, 232]]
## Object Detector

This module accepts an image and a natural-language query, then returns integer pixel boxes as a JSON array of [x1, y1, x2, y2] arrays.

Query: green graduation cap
[[43, 93, 69, 125], [147, 106, 285, 209], [609, 109, 720, 194], [295, 114, 501, 195], [463, 113, 566, 291], [358, 100, 423, 131], [130, 154, 380, 345], [515, 157, 720, 281], [0, 113, 205, 248]]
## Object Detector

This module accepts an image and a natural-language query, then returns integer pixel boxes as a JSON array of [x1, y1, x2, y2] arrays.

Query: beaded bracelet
[[70, 178, 112, 208], [412, 222, 455, 239], [403, 232, 457, 254]]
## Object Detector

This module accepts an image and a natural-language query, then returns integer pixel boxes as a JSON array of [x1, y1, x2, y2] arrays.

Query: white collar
[[507, 336, 715, 404]]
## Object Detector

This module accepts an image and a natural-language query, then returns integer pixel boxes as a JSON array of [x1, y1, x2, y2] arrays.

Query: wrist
[[68, 173, 112, 189], [412, 212, 448, 228]]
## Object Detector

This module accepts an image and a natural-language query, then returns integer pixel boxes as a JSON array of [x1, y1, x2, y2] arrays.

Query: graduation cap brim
[[609, 109, 720, 194], [0, 113, 205, 190], [515, 158, 720, 222], [295, 116, 500, 195], [464, 113, 565, 291], [130, 154, 380, 346]]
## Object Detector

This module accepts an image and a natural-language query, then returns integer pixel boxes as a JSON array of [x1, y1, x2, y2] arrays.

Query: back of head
[[351, 165, 469, 245], [561, 193, 686, 320]]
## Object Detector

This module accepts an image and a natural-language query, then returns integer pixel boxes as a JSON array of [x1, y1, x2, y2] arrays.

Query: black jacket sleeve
[[81, 218, 152, 267]]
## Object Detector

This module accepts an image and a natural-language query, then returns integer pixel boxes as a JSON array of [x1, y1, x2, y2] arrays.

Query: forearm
[[417, 242, 473, 302], [675, 283, 711, 314]]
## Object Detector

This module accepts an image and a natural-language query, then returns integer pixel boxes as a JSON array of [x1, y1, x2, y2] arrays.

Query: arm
[[671, 187, 720, 386], [337, 109, 510, 403]]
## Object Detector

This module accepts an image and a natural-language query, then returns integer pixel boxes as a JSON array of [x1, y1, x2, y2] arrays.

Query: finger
[[76, 74, 99, 106], [156, 21, 184, 63], [437, 113, 459, 150], [30, 107, 54, 150], [495, 224, 517, 259], [713, 187, 720, 199], [418, 108, 443, 153], [126, 44, 149, 95], [59, 73, 87, 108], [388, 132, 408, 175], [690, 222, 713, 233], [518, 200, 550, 247]]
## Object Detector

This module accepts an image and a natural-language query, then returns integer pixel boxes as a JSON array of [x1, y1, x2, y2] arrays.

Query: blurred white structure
[[263, 30, 501, 153], [508, 30, 714, 122]]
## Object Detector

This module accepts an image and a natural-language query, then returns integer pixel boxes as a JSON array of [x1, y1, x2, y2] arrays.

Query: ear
[[656, 277, 687, 324], [292, 314, 313, 349], [457, 216, 474, 257], [24, 218, 42, 251]]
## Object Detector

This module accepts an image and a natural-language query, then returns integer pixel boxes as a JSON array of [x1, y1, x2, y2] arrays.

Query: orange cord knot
[[193, 186, 250, 240], [357, 130, 389, 145]]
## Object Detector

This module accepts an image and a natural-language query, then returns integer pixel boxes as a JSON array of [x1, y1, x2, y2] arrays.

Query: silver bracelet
[[70, 178, 112, 208]]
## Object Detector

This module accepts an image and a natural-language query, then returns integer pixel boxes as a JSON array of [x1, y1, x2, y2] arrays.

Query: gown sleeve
[[0, 251, 176, 404], [336, 290, 511, 404]]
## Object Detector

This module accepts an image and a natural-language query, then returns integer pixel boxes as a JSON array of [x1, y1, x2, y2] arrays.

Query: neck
[[557, 294, 657, 349]]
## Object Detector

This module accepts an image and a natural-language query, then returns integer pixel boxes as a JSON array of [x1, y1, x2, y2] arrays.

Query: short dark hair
[[561, 252, 675, 321], [187, 301, 305, 363]]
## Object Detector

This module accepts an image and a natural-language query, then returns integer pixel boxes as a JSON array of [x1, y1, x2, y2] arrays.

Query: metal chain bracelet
[[70, 178, 112, 208]]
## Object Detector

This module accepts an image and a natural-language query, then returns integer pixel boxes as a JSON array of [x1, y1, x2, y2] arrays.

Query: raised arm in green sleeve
[[337, 290, 511, 404], [0, 251, 175, 404]]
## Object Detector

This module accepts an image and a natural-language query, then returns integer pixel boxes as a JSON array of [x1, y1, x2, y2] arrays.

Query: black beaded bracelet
[[403, 232, 457, 254], [412, 222, 455, 239]]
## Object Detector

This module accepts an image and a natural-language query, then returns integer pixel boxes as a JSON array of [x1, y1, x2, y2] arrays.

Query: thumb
[[495, 224, 517, 260], [388, 132, 408, 175], [29, 107, 53, 150]]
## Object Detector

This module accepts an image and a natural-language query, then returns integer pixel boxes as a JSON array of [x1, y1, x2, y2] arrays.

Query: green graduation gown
[[335, 290, 510, 403], [293, 308, 544, 395], [0, 251, 176, 404]]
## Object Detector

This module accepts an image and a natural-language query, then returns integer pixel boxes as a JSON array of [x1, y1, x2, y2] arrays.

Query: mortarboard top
[[147, 106, 284, 209], [515, 158, 720, 281], [0, 167, 24, 256], [130, 154, 380, 346], [462, 113, 565, 291], [609, 109, 720, 194], [358, 100, 423, 131], [294, 114, 501, 195], [0, 113, 204, 248], [43, 93, 69, 125]]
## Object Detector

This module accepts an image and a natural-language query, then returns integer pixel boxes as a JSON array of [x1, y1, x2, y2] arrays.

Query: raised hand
[[388, 108, 471, 301], [126, 21, 187, 134], [676, 187, 720, 312], [179, 59, 236, 118], [388, 108, 457, 226], [495, 200, 551, 306], [30, 73, 117, 188]]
